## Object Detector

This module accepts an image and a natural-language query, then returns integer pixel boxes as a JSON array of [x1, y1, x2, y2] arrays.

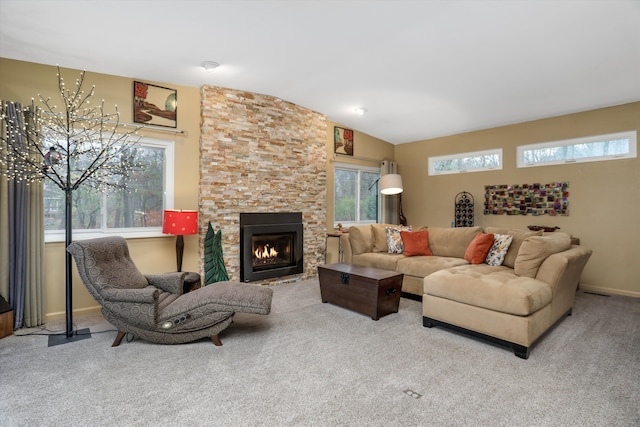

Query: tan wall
[[3, 57, 636, 321], [396, 102, 640, 297], [324, 122, 395, 263], [1, 58, 202, 319], [324, 121, 395, 232]]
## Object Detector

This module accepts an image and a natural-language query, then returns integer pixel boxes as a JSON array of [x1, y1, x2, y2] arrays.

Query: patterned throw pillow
[[385, 226, 412, 254], [485, 233, 514, 266]]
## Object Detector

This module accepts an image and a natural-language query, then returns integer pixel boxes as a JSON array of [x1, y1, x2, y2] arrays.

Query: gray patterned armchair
[[67, 236, 273, 347]]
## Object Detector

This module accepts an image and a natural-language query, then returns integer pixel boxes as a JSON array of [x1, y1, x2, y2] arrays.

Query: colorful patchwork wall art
[[484, 182, 569, 216]]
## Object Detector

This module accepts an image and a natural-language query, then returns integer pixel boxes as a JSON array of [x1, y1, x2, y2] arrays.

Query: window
[[517, 131, 637, 168], [428, 148, 502, 175], [334, 164, 380, 225], [44, 137, 175, 242]]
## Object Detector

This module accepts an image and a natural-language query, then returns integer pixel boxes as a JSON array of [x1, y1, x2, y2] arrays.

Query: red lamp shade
[[162, 210, 198, 235], [162, 209, 198, 272]]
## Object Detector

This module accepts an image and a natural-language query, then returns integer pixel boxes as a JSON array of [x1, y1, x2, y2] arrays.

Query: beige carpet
[[0, 279, 639, 426]]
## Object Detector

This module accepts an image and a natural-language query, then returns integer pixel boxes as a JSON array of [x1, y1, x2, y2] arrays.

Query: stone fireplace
[[199, 86, 327, 285]]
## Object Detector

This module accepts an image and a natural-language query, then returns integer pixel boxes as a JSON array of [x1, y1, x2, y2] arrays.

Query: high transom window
[[428, 149, 502, 175], [517, 131, 637, 168]]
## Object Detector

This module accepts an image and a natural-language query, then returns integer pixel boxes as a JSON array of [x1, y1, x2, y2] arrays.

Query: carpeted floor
[[1, 279, 639, 426]]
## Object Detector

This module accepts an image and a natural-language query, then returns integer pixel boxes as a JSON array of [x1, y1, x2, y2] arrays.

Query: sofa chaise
[[339, 224, 592, 358]]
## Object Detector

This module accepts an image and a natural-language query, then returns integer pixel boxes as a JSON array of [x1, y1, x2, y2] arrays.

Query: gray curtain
[[0, 101, 46, 328]]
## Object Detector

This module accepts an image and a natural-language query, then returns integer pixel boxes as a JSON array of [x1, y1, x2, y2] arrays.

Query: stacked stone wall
[[199, 86, 327, 284]]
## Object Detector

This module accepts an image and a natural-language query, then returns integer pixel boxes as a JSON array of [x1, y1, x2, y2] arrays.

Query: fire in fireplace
[[240, 212, 303, 282], [252, 233, 292, 270]]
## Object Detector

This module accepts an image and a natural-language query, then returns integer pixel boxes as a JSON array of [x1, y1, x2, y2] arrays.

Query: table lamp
[[162, 209, 198, 272]]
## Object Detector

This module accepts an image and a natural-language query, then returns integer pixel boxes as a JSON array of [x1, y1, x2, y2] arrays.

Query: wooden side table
[[325, 232, 343, 263], [183, 272, 201, 294]]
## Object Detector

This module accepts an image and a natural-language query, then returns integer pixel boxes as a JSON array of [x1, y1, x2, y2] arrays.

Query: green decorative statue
[[204, 222, 229, 285]]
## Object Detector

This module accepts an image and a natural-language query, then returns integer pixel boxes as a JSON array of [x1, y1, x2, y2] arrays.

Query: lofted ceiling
[[1, 0, 639, 144]]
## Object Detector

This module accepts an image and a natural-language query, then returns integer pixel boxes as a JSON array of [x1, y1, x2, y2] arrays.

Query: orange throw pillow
[[400, 230, 433, 257], [464, 233, 495, 264]]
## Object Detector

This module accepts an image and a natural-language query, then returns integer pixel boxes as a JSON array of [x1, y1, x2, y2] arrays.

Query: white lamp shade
[[380, 174, 403, 195]]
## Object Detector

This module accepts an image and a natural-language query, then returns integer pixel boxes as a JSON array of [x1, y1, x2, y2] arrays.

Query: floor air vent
[[403, 389, 422, 399]]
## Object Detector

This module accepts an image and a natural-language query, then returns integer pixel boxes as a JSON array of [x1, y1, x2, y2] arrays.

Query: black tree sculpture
[[1, 67, 142, 340]]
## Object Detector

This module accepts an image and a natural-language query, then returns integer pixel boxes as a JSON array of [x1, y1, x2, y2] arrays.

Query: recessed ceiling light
[[201, 61, 220, 71], [354, 107, 368, 116]]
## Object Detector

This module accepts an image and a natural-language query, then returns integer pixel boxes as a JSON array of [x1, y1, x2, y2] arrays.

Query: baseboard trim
[[46, 305, 101, 322], [401, 292, 422, 302], [578, 285, 639, 299]]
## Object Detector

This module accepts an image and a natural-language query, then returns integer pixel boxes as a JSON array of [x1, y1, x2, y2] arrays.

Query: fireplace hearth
[[240, 212, 304, 282]]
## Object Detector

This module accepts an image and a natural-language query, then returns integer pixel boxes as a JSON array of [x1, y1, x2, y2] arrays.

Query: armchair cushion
[[101, 286, 158, 304], [157, 282, 273, 333], [68, 236, 149, 290], [162, 281, 273, 317], [103, 300, 158, 329], [146, 273, 185, 295]]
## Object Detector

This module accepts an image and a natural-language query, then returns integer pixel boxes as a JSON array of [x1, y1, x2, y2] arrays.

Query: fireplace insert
[[240, 212, 303, 282]]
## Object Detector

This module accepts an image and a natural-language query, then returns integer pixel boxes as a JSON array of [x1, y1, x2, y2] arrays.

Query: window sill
[[44, 228, 166, 243]]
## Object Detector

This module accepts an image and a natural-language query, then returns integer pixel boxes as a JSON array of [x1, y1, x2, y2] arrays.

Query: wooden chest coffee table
[[318, 263, 403, 320]]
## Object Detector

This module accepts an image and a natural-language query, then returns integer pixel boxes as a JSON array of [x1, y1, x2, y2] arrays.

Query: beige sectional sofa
[[339, 224, 592, 358]]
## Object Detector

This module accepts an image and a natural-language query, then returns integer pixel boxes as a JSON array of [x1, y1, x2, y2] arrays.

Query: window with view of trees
[[334, 164, 379, 225], [44, 137, 174, 241], [517, 131, 637, 168], [428, 148, 502, 175]]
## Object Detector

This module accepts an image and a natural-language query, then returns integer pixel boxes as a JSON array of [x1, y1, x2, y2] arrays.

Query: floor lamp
[[379, 174, 403, 196], [162, 209, 199, 272], [379, 174, 406, 225]]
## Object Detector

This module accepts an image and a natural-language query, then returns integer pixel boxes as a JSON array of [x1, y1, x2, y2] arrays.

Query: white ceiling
[[1, 0, 639, 144]]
